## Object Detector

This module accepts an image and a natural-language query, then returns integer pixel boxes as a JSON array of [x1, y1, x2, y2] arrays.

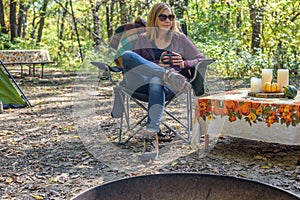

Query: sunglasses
[[158, 14, 175, 21]]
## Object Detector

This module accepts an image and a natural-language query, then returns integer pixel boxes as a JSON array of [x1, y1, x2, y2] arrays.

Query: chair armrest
[[189, 59, 215, 83], [91, 61, 123, 85], [91, 61, 110, 71], [91, 61, 123, 72], [189, 59, 215, 96]]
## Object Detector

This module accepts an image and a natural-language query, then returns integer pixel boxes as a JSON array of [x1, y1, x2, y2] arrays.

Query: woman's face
[[156, 8, 174, 31]]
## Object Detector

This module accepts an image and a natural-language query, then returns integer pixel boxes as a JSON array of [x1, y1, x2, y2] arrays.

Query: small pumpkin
[[271, 83, 280, 92], [283, 85, 298, 99], [263, 82, 271, 92], [263, 82, 280, 93]]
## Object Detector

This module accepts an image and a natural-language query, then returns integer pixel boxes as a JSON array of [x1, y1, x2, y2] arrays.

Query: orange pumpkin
[[225, 100, 239, 112], [271, 83, 280, 92], [239, 102, 251, 116]]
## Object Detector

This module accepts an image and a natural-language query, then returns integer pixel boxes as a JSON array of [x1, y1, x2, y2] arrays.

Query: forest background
[[0, 0, 299, 81]]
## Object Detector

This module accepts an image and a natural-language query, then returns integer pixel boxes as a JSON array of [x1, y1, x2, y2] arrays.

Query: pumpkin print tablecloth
[[193, 89, 300, 145], [0, 50, 51, 63]]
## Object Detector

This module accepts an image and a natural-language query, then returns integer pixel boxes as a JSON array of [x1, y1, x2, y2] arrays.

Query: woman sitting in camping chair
[[121, 2, 205, 158]]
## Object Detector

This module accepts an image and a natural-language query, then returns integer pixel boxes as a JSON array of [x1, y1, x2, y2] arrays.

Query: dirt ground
[[0, 68, 299, 199]]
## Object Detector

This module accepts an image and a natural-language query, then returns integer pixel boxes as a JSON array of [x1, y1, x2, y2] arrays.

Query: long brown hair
[[146, 3, 180, 41]]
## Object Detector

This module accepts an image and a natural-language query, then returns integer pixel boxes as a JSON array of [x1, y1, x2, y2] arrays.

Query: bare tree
[[9, 0, 17, 42], [249, 0, 264, 53], [105, 0, 114, 39], [236, 0, 242, 29], [70, 0, 83, 61], [119, 0, 127, 24], [37, 0, 49, 43], [58, 0, 69, 59], [17, 0, 25, 37], [30, 5, 38, 40], [0, 0, 8, 34], [91, 0, 101, 46], [21, 3, 29, 38]]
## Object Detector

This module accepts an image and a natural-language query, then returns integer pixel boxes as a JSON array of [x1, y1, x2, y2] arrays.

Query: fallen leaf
[[32, 195, 44, 200], [218, 134, 225, 139], [171, 161, 178, 167], [238, 173, 248, 178], [261, 165, 270, 169], [6, 177, 13, 184], [254, 155, 267, 161]]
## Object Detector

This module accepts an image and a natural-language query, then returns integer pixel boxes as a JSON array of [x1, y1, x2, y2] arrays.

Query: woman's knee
[[149, 76, 163, 85], [149, 77, 164, 93], [121, 51, 136, 62]]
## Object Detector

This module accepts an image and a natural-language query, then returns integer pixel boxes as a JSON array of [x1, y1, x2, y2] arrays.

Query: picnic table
[[193, 88, 300, 148], [0, 50, 54, 77]]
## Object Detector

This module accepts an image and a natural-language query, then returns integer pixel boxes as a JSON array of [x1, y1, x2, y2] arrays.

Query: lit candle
[[250, 77, 262, 93], [277, 69, 289, 92], [262, 69, 273, 87]]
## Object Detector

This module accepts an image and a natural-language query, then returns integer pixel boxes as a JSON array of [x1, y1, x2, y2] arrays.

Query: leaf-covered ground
[[0, 69, 299, 199]]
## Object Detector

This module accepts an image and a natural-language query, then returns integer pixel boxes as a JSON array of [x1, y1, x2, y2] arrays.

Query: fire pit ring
[[72, 173, 299, 200]]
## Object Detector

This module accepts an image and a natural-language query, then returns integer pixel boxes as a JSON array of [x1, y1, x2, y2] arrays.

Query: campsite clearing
[[0, 69, 299, 199]]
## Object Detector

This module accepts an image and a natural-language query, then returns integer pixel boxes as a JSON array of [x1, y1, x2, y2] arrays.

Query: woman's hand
[[171, 52, 184, 69], [159, 51, 172, 68]]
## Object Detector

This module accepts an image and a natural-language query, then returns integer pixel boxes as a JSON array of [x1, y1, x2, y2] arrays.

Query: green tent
[[0, 66, 28, 108]]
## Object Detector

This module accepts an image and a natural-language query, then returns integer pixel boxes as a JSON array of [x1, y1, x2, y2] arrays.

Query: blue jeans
[[121, 51, 175, 133]]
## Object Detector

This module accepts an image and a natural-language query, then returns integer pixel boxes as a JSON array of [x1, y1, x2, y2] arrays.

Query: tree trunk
[[17, 1, 24, 37], [224, 2, 230, 33], [58, 1, 68, 59], [0, 0, 8, 34], [194, 0, 200, 21], [69, 0, 83, 61], [37, 0, 48, 43], [91, 0, 101, 46], [249, 1, 263, 53], [17, 0, 29, 38], [119, 0, 127, 24], [22, 4, 28, 38], [9, 0, 17, 42], [236, 0, 242, 29], [105, 1, 113, 39], [30, 7, 38, 40]]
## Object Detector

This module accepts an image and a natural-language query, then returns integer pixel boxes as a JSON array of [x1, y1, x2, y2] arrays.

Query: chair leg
[[125, 95, 130, 130], [187, 89, 192, 142], [118, 115, 124, 144], [118, 97, 129, 144], [118, 94, 149, 144]]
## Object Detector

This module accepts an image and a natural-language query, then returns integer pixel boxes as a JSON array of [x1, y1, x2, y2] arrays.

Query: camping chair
[[92, 19, 214, 145], [92, 60, 212, 145]]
